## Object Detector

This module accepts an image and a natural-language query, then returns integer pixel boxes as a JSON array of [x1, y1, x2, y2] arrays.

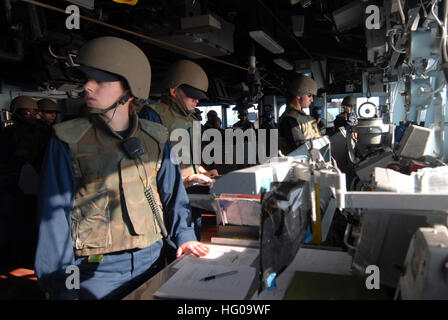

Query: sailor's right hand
[[183, 174, 214, 188], [176, 241, 209, 258]]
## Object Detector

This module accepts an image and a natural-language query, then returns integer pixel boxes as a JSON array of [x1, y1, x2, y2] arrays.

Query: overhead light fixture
[[273, 58, 294, 70], [249, 30, 284, 54], [290, 0, 311, 8]]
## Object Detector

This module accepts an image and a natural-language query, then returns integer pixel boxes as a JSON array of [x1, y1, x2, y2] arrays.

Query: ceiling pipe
[[21, 0, 249, 72], [311, 52, 367, 64], [27, 2, 44, 40]]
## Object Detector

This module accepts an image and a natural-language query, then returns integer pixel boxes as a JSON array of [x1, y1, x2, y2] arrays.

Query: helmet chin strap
[[173, 88, 191, 116], [173, 88, 197, 123], [85, 92, 132, 115]]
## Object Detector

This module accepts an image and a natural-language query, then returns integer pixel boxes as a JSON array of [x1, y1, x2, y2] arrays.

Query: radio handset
[[122, 137, 168, 238]]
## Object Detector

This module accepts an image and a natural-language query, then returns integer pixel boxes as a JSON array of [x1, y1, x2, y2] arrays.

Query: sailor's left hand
[[203, 169, 219, 177], [177, 241, 210, 258]]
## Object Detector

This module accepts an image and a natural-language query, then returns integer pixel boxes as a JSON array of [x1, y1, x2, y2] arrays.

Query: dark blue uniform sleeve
[[157, 141, 196, 247], [139, 106, 162, 124], [34, 136, 77, 300], [35, 132, 195, 299], [141, 107, 196, 245]]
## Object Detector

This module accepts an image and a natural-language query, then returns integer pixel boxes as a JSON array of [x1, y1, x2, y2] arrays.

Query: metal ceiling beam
[[311, 52, 366, 64]]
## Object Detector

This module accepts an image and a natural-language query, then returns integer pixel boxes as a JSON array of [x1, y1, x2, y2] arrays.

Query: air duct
[[156, 12, 234, 58], [332, 1, 363, 32]]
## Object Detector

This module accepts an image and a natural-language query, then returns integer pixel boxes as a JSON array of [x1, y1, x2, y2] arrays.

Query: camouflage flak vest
[[53, 114, 168, 257], [148, 100, 200, 179], [278, 105, 321, 154]]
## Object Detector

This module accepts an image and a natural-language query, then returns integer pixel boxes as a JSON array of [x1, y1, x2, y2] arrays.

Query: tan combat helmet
[[38, 98, 59, 112], [288, 75, 318, 96], [10, 96, 38, 114], [164, 60, 208, 93], [342, 96, 356, 106], [76, 36, 151, 99]]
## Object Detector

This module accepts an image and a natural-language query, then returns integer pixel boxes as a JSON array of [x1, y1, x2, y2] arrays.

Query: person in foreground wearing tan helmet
[[34, 37, 208, 300], [278, 75, 321, 155], [140, 60, 219, 245], [140, 60, 218, 187]]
